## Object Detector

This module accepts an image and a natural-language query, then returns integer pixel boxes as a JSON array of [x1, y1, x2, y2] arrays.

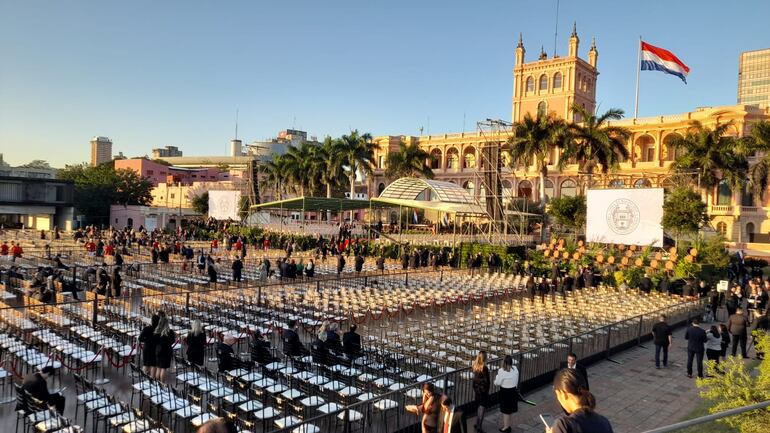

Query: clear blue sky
[[1, 0, 769, 167]]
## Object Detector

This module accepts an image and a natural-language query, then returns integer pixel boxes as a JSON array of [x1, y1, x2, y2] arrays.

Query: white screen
[[586, 188, 664, 247], [208, 190, 241, 220]]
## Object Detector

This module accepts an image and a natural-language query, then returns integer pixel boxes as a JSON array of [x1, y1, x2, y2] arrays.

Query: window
[[561, 179, 577, 197], [517, 180, 532, 199], [170, 193, 175, 199], [537, 101, 547, 117], [609, 179, 624, 188], [526, 76, 534, 92], [543, 179, 554, 200], [378, 183, 385, 196], [747, 222, 755, 242], [553, 72, 562, 89], [378, 155, 385, 169], [447, 148, 459, 169], [463, 180, 475, 195], [147, 170, 154, 175], [717, 180, 732, 206], [463, 147, 476, 169], [539, 74, 548, 91], [634, 178, 651, 188], [716, 222, 727, 237], [429, 149, 442, 169]]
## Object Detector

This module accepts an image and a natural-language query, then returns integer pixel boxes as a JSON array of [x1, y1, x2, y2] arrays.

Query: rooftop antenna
[[553, 0, 560, 56]]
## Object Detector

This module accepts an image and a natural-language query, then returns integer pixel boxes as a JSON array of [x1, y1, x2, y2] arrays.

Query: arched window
[[663, 133, 684, 161], [553, 72, 562, 89], [717, 180, 732, 206], [635, 135, 656, 162], [561, 179, 577, 197], [609, 179, 625, 188], [526, 76, 534, 92], [127, 217, 133, 227], [537, 101, 547, 117], [517, 180, 533, 199], [378, 183, 385, 196], [741, 185, 754, 206], [544, 179, 555, 200], [462, 180, 475, 195], [539, 74, 548, 91], [446, 148, 459, 169], [634, 178, 651, 188], [747, 222, 755, 242], [463, 147, 476, 169], [716, 222, 728, 237], [429, 149, 442, 169]]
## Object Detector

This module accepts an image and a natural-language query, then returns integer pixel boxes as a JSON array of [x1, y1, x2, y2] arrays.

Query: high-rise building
[[738, 48, 770, 108], [151, 145, 183, 158], [512, 22, 598, 123], [90, 136, 113, 166]]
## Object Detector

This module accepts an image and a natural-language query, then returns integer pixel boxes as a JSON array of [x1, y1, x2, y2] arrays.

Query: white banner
[[145, 217, 157, 232], [586, 188, 664, 247], [208, 190, 241, 220]]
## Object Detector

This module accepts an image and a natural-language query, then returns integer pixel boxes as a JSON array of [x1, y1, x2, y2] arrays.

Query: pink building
[[115, 159, 224, 186]]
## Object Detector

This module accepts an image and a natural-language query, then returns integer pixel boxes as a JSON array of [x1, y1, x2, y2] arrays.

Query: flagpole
[[634, 36, 642, 119]]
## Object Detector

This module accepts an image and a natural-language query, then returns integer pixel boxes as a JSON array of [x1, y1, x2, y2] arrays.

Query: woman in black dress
[[471, 351, 491, 432], [139, 314, 159, 375], [153, 316, 176, 381], [185, 319, 206, 366]]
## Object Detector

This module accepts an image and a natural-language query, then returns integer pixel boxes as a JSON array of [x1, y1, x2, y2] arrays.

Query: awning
[[250, 197, 375, 212], [370, 197, 487, 215]]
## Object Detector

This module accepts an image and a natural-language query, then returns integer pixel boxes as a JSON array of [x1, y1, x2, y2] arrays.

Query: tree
[[508, 112, 570, 205], [57, 163, 153, 225], [262, 154, 288, 200], [191, 191, 209, 215], [314, 137, 346, 221], [282, 141, 319, 197], [19, 160, 52, 169], [336, 130, 378, 219], [662, 187, 711, 244], [547, 195, 586, 233], [695, 333, 770, 433], [670, 121, 748, 198], [385, 140, 434, 180], [744, 120, 770, 199], [561, 104, 631, 178]]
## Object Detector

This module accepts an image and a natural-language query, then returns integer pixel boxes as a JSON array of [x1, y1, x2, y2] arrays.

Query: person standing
[[139, 314, 159, 375], [342, 324, 361, 360], [728, 309, 750, 358], [705, 325, 722, 365], [494, 355, 519, 433], [559, 353, 589, 389], [336, 254, 346, 275], [547, 368, 613, 433], [719, 323, 731, 360], [354, 252, 364, 274], [231, 256, 243, 282], [652, 315, 673, 369], [471, 351, 491, 433], [185, 320, 206, 366], [153, 316, 176, 382], [684, 318, 708, 378], [407, 383, 440, 433]]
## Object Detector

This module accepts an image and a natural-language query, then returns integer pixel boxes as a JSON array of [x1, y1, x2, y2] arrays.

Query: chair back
[[14, 383, 29, 413]]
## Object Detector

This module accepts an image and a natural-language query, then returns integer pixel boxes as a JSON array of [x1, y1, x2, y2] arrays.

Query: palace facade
[[370, 26, 770, 244]]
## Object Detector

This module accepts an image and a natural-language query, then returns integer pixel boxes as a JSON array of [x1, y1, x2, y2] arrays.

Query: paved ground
[[472, 326, 756, 433]]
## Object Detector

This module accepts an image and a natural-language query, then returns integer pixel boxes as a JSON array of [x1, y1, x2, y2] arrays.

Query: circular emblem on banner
[[606, 198, 640, 235]]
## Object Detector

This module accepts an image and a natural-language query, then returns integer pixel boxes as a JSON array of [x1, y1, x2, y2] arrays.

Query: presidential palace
[[369, 26, 770, 245]]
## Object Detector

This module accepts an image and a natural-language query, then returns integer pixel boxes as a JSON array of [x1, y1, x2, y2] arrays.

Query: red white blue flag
[[640, 41, 690, 83]]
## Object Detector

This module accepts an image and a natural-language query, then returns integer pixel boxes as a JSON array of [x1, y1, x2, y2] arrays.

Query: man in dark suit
[[559, 352, 589, 390], [20, 366, 65, 414], [651, 314, 673, 368], [282, 319, 307, 356], [336, 255, 346, 275], [684, 318, 708, 378], [728, 309, 750, 358], [342, 324, 362, 360], [354, 253, 364, 274]]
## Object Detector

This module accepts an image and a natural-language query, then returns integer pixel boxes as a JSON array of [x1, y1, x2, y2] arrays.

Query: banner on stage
[[586, 188, 664, 247], [208, 190, 241, 220]]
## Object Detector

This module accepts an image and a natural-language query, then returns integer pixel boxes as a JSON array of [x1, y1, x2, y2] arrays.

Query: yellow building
[[371, 27, 770, 244]]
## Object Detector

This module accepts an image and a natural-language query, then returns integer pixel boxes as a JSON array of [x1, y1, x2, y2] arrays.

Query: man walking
[[728, 309, 750, 358], [684, 318, 707, 378], [652, 314, 673, 368]]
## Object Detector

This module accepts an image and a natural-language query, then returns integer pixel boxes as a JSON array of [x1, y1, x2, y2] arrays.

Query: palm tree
[[385, 140, 434, 180], [262, 154, 288, 200], [669, 121, 748, 200], [336, 130, 378, 220], [313, 137, 346, 221], [744, 120, 770, 199], [508, 112, 570, 205], [561, 104, 631, 183], [283, 141, 324, 197]]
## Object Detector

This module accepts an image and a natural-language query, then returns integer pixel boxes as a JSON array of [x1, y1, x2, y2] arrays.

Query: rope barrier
[[54, 348, 103, 372]]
